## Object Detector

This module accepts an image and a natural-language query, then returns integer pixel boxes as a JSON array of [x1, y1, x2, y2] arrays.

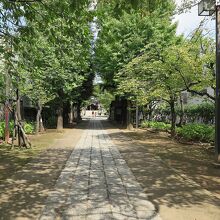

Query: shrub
[[23, 122, 35, 134], [0, 121, 35, 138], [0, 122, 4, 138], [141, 121, 171, 131], [177, 102, 215, 124], [0, 121, 14, 139], [177, 123, 214, 142]]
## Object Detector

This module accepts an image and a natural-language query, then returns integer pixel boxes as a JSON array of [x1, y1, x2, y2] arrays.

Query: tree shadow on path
[[0, 121, 88, 220], [101, 120, 220, 220]]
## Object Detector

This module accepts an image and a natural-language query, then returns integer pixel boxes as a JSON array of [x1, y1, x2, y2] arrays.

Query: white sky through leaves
[[174, 0, 215, 37]]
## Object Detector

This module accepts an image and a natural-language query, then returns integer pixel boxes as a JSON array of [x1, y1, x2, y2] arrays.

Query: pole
[[215, 4, 220, 163]]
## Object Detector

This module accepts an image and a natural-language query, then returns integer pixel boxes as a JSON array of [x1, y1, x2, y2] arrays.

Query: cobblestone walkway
[[39, 119, 161, 220]]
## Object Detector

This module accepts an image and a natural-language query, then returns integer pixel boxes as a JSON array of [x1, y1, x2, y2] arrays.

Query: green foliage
[[0, 0, 94, 125], [99, 91, 114, 111], [0, 121, 14, 139], [0, 0, 216, 136], [0, 122, 5, 138], [97, 0, 175, 17], [176, 123, 214, 142], [114, 27, 214, 136], [141, 121, 171, 131], [183, 102, 214, 123], [156, 102, 215, 124], [95, 0, 175, 90], [15, 1, 93, 105], [141, 120, 214, 143], [0, 121, 35, 138], [94, 85, 114, 111], [113, 18, 184, 107], [23, 122, 35, 134]]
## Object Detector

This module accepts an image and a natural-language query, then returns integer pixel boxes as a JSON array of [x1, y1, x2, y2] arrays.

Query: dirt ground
[[0, 120, 88, 220], [103, 120, 220, 220], [0, 119, 220, 220]]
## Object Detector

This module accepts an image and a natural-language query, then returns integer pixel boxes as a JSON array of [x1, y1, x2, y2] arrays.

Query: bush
[[0, 121, 35, 138], [141, 121, 171, 131], [24, 122, 35, 134], [0, 122, 4, 138], [176, 102, 215, 124], [177, 123, 214, 142], [0, 121, 14, 139]]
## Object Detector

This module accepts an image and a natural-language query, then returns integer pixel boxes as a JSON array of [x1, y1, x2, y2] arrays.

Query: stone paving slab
[[39, 119, 161, 220]]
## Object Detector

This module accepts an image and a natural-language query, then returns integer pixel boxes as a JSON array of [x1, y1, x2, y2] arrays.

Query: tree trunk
[[16, 90, 23, 145], [63, 102, 70, 126], [76, 101, 82, 123], [36, 101, 44, 134], [136, 103, 139, 129], [170, 97, 176, 137], [39, 115, 45, 132], [57, 104, 63, 130], [69, 102, 73, 124], [178, 94, 184, 127], [4, 104, 10, 142], [148, 103, 153, 121], [36, 103, 41, 134], [126, 100, 133, 130], [16, 90, 22, 122], [73, 105, 77, 122], [12, 89, 31, 148], [121, 99, 127, 126]]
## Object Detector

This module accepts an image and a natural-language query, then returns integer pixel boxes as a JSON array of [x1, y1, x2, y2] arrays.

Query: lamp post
[[198, 0, 220, 163]]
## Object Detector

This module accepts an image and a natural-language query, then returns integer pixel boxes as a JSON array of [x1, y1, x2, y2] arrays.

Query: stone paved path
[[39, 119, 161, 220]]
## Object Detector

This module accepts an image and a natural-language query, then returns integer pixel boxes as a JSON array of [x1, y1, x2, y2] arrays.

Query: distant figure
[[95, 112, 96, 117], [92, 111, 94, 117]]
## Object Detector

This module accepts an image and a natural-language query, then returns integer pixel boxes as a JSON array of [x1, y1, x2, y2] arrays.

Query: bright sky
[[174, 0, 215, 37]]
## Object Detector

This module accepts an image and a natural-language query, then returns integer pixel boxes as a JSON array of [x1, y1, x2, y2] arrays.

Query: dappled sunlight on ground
[[39, 119, 161, 220], [0, 122, 86, 220], [0, 119, 219, 220], [0, 149, 71, 219], [103, 121, 220, 220]]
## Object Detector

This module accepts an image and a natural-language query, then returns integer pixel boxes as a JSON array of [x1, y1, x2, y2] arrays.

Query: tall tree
[[94, 0, 175, 88], [6, 0, 94, 130]]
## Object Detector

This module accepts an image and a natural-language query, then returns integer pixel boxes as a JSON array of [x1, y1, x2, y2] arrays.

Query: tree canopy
[[0, 0, 216, 135], [0, 0, 95, 130]]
